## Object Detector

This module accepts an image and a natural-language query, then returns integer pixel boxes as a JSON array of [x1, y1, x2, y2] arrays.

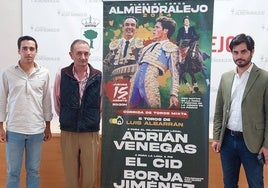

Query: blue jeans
[[6, 131, 44, 188], [220, 130, 264, 188]]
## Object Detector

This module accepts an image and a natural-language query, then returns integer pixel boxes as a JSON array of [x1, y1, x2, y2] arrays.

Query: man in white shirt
[[0, 35, 53, 188]]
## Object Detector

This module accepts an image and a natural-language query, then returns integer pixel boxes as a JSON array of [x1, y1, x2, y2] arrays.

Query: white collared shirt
[[227, 63, 253, 132], [184, 26, 189, 33], [0, 63, 53, 134], [121, 38, 133, 55]]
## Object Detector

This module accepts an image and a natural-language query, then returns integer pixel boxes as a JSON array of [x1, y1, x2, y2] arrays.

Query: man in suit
[[176, 16, 199, 48], [212, 33, 268, 187], [176, 16, 209, 79]]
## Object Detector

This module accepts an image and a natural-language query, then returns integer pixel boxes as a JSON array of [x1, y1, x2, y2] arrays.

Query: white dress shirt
[[0, 63, 53, 134], [227, 63, 253, 132]]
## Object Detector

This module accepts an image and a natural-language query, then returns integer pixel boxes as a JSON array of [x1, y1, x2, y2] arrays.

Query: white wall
[[0, 0, 21, 69]]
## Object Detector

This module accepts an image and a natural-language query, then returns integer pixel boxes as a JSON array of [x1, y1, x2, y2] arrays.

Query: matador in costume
[[104, 38, 143, 80], [128, 16, 180, 109], [103, 16, 143, 81]]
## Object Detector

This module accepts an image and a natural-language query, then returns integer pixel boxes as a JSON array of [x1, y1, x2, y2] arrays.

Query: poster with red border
[[101, 0, 214, 187]]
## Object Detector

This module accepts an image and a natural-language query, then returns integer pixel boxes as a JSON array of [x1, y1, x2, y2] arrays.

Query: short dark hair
[[70, 39, 89, 52], [17, 36, 38, 50], [182, 16, 190, 23], [123, 16, 138, 27], [229, 33, 255, 51], [156, 16, 176, 39]]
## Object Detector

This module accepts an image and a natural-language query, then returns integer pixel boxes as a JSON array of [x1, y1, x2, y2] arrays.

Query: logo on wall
[[81, 15, 101, 50]]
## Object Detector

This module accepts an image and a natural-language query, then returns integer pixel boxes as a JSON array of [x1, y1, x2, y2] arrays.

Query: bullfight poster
[[101, 0, 214, 187]]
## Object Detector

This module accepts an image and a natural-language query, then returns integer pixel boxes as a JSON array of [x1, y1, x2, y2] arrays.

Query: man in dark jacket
[[176, 16, 199, 47], [53, 39, 102, 188]]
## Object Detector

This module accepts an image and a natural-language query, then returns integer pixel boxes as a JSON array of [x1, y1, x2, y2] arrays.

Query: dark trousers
[[220, 129, 264, 188]]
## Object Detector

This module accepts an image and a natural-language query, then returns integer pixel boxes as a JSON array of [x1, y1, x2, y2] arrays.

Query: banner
[[101, 0, 214, 187], [22, 0, 103, 91], [209, 0, 268, 131], [20, 1, 268, 186], [21, 0, 268, 137], [22, 0, 103, 129]]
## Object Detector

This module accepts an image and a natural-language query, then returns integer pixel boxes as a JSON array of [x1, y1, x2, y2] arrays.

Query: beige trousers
[[60, 131, 100, 188]]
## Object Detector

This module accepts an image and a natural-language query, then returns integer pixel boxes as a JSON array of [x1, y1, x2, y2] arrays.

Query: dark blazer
[[213, 64, 268, 153], [176, 26, 198, 45]]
